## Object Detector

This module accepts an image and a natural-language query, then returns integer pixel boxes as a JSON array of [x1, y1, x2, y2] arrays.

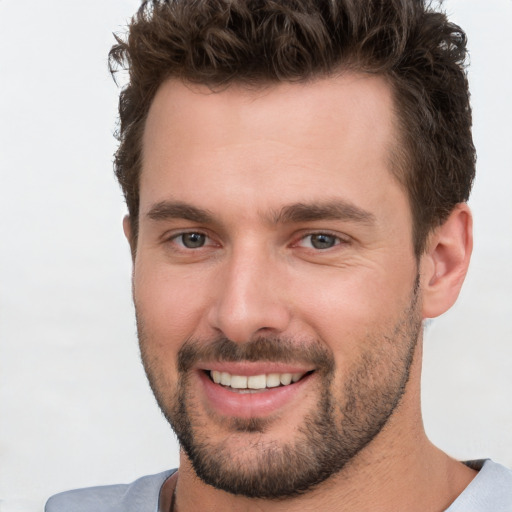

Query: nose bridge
[[208, 239, 290, 343]]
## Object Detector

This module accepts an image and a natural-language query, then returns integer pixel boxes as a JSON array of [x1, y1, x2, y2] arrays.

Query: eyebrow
[[272, 201, 376, 225], [146, 201, 215, 224], [145, 199, 375, 226]]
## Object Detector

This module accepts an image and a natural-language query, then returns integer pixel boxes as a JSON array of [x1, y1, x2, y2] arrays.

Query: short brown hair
[[109, 0, 475, 255]]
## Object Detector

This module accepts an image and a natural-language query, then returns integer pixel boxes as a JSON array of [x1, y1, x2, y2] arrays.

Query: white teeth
[[248, 374, 267, 389], [280, 373, 292, 386], [230, 375, 248, 389], [266, 373, 281, 388], [209, 370, 307, 390]]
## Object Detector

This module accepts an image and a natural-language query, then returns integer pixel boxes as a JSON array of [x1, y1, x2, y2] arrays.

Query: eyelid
[[160, 226, 205, 240], [292, 230, 351, 249], [160, 228, 350, 250], [164, 229, 218, 248]]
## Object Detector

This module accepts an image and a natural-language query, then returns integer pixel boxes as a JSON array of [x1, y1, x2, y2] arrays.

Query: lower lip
[[198, 371, 313, 419]]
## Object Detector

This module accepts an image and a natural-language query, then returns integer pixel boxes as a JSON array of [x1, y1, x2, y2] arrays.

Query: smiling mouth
[[206, 370, 313, 392]]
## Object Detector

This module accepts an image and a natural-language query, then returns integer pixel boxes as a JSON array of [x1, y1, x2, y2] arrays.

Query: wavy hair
[[109, 0, 475, 255]]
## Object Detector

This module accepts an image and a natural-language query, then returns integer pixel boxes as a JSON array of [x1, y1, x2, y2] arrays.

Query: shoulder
[[447, 460, 512, 512], [45, 469, 176, 512]]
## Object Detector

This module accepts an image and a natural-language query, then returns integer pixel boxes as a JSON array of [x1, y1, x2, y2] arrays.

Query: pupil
[[311, 234, 336, 249], [182, 233, 205, 248]]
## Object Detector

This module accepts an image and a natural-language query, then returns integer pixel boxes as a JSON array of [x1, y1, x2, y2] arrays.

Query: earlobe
[[420, 204, 473, 319]]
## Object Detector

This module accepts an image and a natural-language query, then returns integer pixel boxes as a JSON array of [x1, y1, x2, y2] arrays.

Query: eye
[[175, 232, 207, 249], [300, 233, 341, 250]]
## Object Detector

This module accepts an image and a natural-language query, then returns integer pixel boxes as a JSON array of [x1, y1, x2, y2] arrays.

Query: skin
[[125, 73, 475, 511]]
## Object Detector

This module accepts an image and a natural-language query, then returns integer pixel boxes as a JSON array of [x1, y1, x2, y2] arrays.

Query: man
[[46, 0, 512, 510]]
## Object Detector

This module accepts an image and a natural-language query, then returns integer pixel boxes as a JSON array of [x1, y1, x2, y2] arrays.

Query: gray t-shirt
[[446, 460, 512, 512], [45, 460, 512, 512]]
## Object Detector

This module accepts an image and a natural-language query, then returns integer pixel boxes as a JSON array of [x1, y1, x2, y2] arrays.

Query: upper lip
[[196, 362, 315, 376]]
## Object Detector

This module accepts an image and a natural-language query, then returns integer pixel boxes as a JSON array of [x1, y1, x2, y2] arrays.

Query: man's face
[[132, 74, 423, 497]]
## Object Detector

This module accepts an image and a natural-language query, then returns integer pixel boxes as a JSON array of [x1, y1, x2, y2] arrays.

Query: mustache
[[177, 336, 335, 374]]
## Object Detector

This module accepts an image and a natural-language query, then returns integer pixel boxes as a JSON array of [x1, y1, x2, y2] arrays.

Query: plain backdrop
[[0, 1, 511, 510]]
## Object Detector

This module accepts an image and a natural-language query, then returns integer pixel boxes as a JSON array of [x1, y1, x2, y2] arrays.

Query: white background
[[0, 1, 511, 510]]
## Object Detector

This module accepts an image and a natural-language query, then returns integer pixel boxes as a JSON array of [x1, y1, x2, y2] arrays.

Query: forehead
[[140, 73, 404, 224], [143, 73, 396, 158]]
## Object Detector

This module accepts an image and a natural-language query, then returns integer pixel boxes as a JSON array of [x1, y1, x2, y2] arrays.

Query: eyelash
[[294, 231, 349, 251], [169, 231, 214, 250], [166, 230, 349, 252]]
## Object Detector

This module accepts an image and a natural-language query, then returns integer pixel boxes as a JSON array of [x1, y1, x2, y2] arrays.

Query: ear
[[420, 203, 473, 319], [122, 215, 136, 260]]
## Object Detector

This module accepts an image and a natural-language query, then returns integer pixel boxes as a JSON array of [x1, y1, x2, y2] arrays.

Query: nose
[[207, 244, 292, 343]]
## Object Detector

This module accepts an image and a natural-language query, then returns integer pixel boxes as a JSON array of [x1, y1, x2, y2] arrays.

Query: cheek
[[289, 264, 416, 357], [133, 261, 209, 353]]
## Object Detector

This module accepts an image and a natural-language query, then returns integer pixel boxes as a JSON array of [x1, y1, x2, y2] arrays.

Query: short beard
[[138, 278, 422, 499]]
